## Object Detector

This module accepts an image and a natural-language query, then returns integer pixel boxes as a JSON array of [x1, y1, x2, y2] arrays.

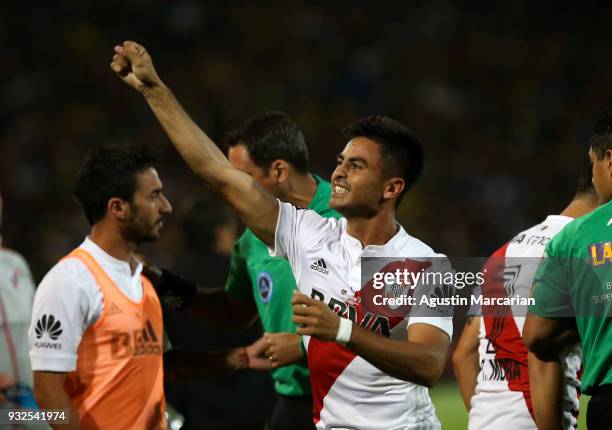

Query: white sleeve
[[407, 256, 454, 342], [269, 200, 334, 277], [28, 259, 101, 372]]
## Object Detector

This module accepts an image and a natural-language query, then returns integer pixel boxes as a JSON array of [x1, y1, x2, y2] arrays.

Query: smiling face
[[330, 137, 404, 217], [121, 168, 173, 243]]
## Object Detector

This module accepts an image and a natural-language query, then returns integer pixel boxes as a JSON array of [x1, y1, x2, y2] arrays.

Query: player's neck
[[90, 224, 137, 263], [346, 210, 398, 248], [560, 193, 599, 219], [282, 173, 318, 208]]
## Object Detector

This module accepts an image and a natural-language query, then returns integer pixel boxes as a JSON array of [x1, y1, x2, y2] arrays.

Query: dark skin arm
[[523, 313, 579, 354], [452, 316, 480, 410], [292, 293, 449, 387], [33, 371, 82, 430], [528, 350, 565, 430]]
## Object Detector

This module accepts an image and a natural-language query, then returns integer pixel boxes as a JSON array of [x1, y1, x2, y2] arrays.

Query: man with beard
[[28, 144, 263, 430]]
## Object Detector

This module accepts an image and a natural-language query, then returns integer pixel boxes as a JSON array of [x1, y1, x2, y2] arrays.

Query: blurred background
[[0, 1, 607, 427]]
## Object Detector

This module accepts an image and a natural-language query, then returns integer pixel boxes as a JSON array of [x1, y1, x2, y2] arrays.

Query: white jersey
[[272, 201, 453, 430], [0, 248, 36, 388], [28, 237, 144, 372], [470, 215, 581, 430]]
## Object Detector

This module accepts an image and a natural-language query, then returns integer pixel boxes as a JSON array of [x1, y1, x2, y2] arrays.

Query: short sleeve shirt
[[270, 200, 453, 430], [531, 201, 612, 394]]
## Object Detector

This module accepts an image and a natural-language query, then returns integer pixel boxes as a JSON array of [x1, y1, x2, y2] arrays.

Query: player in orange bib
[[28, 145, 263, 429], [28, 144, 172, 429]]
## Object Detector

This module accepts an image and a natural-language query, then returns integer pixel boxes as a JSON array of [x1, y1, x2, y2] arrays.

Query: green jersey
[[225, 176, 340, 396], [531, 200, 612, 394]]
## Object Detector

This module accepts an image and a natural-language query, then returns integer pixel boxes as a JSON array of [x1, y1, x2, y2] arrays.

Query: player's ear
[[108, 197, 129, 222], [270, 160, 290, 184], [606, 149, 612, 171], [382, 177, 405, 201]]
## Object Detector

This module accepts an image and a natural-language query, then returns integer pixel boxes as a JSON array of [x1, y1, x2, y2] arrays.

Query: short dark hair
[[224, 111, 309, 174], [342, 115, 424, 203], [74, 143, 157, 225], [575, 161, 596, 197], [588, 111, 612, 159]]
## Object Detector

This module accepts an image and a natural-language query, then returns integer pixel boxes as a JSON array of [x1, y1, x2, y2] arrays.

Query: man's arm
[[452, 316, 480, 410], [164, 337, 272, 380], [528, 350, 565, 430], [292, 293, 448, 387], [523, 313, 579, 354], [264, 332, 305, 369], [33, 371, 81, 430], [110, 41, 278, 246]]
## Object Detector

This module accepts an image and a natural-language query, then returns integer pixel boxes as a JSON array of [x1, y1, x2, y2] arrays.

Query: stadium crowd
[[3, 1, 612, 278]]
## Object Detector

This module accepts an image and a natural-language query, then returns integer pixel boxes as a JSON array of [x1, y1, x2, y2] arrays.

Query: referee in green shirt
[[525, 113, 612, 430], [155, 112, 339, 429]]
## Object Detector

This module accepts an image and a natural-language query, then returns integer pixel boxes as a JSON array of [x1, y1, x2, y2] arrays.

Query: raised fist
[[110, 41, 162, 94]]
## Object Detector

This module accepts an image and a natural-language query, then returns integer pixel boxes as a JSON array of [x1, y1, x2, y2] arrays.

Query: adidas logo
[[310, 258, 329, 275], [35, 314, 63, 340], [141, 319, 159, 343], [107, 302, 122, 316], [110, 319, 162, 358], [134, 319, 161, 356]]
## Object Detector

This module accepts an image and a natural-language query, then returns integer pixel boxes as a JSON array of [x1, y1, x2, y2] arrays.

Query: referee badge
[[257, 272, 274, 304]]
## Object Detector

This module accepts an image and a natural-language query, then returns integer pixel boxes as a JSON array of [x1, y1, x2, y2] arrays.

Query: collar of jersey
[[339, 218, 408, 258], [81, 237, 143, 280]]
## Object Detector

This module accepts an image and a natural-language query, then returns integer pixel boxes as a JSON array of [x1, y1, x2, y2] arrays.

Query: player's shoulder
[[237, 227, 258, 246], [38, 252, 94, 291], [518, 215, 570, 238], [236, 227, 275, 258], [0, 247, 30, 271], [503, 215, 571, 252], [567, 201, 611, 233], [549, 203, 611, 252], [287, 201, 341, 228], [397, 229, 440, 257]]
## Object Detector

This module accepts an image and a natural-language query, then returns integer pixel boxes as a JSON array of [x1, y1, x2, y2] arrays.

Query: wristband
[[335, 317, 352, 346]]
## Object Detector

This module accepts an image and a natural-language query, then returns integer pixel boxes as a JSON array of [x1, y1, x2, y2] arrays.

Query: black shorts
[[587, 384, 612, 430]]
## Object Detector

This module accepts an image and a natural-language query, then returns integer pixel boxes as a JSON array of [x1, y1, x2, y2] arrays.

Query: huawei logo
[[35, 314, 63, 340]]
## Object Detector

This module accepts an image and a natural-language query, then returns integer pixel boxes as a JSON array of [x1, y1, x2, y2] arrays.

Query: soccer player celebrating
[[111, 40, 452, 429], [525, 114, 612, 430], [152, 111, 340, 430], [453, 166, 598, 430], [28, 145, 263, 430]]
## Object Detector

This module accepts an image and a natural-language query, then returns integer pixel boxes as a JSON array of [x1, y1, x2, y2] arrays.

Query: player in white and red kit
[[111, 41, 453, 430], [453, 168, 598, 430]]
